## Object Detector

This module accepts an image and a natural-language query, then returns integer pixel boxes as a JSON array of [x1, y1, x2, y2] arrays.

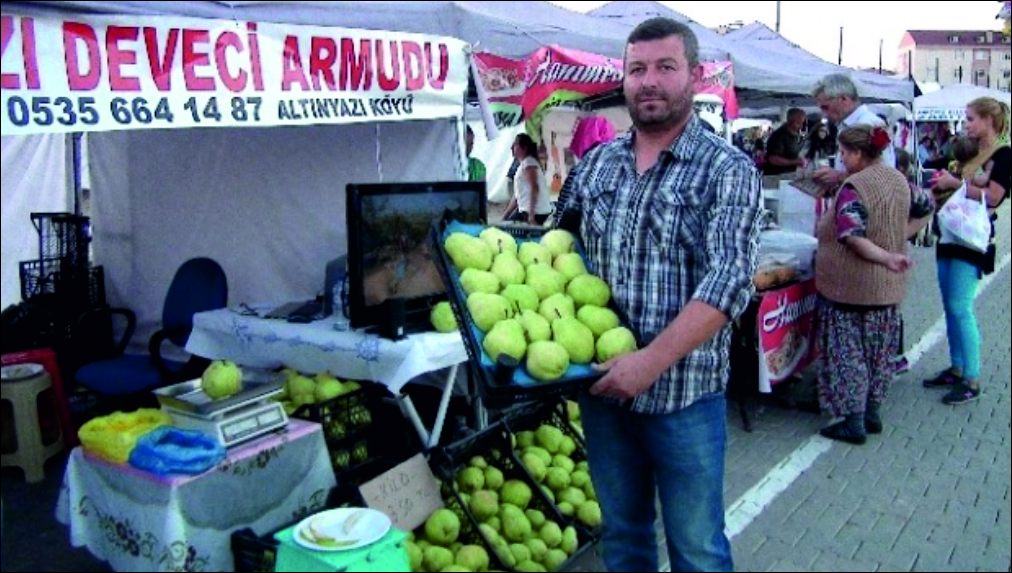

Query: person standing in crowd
[[555, 18, 761, 572], [465, 125, 486, 182], [764, 108, 808, 176], [806, 122, 837, 166], [552, 116, 617, 228], [503, 133, 553, 225], [923, 97, 1011, 405], [812, 74, 896, 191], [815, 126, 914, 445]]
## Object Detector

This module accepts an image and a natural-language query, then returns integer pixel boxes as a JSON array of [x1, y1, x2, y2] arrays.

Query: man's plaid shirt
[[559, 117, 762, 415]]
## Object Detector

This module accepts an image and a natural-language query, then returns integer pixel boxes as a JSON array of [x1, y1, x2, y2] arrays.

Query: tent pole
[[71, 132, 83, 216]]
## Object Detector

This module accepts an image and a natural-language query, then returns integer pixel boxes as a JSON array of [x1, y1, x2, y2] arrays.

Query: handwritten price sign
[[359, 454, 443, 532]]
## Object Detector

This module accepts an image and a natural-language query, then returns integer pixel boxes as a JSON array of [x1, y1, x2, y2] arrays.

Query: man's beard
[[626, 86, 695, 134]]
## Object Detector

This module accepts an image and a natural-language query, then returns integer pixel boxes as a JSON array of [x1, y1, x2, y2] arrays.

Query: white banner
[[1, 12, 468, 135]]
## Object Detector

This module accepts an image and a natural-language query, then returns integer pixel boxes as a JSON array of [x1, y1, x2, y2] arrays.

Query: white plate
[[293, 508, 391, 552]]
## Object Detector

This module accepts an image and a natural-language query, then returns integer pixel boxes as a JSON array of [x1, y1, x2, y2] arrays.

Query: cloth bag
[[937, 183, 991, 254]]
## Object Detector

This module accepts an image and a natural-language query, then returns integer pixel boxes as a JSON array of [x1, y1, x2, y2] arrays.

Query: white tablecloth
[[185, 309, 468, 394], [56, 420, 337, 573]]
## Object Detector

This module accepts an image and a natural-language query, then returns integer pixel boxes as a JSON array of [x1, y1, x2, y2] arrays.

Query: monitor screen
[[347, 181, 487, 330]]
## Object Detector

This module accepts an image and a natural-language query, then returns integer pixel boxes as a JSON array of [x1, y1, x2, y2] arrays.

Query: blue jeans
[[579, 393, 733, 573], [937, 258, 982, 380]]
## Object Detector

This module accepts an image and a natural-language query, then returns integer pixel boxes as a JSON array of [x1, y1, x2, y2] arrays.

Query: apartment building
[[898, 30, 1011, 92]]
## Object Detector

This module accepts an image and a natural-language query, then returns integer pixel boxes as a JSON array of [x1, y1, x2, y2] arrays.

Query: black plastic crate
[[291, 381, 385, 445], [31, 212, 91, 268], [504, 401, 600, 540], [232, 485, 366, 573], [19, 259, 105, 312], [428, 220, 642, 410], [433, 424, 595, 572]]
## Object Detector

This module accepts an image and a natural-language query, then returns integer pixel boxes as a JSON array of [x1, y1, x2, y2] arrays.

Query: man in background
[[764, 108, 808, 176], [466, 125, 487, 182]]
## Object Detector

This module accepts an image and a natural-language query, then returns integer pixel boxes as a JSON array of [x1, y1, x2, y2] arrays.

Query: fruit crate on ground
[[231, 485, 366, 573], [430, 423, 595, 572], [504, 401, 600, 541], [429, 220, 641, 410]]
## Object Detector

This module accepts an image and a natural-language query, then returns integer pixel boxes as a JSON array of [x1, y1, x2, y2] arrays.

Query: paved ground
[[2, 206, 1009, 573]]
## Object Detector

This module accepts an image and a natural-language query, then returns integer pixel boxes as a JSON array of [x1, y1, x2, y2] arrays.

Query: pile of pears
[[276, 369, 364, 414], [442, 227, 638, 383], [512, 422, 600, 534]]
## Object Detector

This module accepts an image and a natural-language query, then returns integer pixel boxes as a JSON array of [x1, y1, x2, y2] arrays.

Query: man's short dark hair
[[627, 17, 700, 69], [787, 108, 806, 122]]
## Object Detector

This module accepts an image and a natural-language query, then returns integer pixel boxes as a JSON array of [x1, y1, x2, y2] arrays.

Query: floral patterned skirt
[[817, 299, 902, 418]]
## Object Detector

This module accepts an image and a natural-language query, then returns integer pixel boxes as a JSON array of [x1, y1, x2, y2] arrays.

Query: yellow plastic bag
[[78, 409, 172, 464]]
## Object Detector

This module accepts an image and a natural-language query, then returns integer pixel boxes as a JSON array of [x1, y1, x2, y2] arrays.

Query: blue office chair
[[74, 258, 228, 399]]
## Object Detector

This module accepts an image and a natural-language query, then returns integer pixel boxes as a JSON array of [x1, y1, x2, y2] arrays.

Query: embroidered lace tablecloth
[[56, 420, 336, 572]]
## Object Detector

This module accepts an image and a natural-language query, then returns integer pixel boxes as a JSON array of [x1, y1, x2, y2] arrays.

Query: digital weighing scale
[[154, 371, 289, 449]]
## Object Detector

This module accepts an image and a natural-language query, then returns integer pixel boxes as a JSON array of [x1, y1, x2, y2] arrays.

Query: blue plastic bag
[[128, 427, 227, 477]]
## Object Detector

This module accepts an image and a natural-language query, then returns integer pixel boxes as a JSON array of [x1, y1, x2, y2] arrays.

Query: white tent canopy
[[914, 84, 1012, 122]]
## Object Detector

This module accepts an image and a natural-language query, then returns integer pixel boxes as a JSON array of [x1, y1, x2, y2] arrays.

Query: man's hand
[[589, 349, 665, 400], [813, 167, 844, 187]]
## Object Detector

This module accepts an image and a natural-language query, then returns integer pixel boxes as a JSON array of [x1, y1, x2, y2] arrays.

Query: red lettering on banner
[[21, 18, 40, 90], [215, 31, 247, 92], [106, 26, 140, 92], [182, 29, 214, 91], [1, 16, 18, 90], [64, 22, 102, 91], [424, 43, 449, 90], [402, 41, 424, 91], [376, 40, 400, 91], [340, 38, 372, 91], [144, 27, 179, 92], [281, 35, 310, 91], [247, 23, 264, 91], [310, 37, 338, 91]]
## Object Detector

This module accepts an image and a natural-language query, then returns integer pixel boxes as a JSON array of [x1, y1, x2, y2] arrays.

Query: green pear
[[575, 461, 590, 474], [570, 470, 591, 490], [478, 523, 499, 542], [314, 376, 345, 403], [502, 284, 541, 313], [577, 501, 603, 529], [552, 253, 588, 282], [431, 302, 459, 333], [446, 233, 493, 272], [584, 482, 597, 503], [484, 466, 505, 491], [483, 319, 528, 363], [544, 548, 569, 572], [456, 545, 491, 572], [470, 456, 488, 470], [510, 543, 532, 565], [202, 360, 242, 400], [596, 327, 638, 363], [525, 341, 570, 382], [539, 294, 576, 323], [524, 509, 546, 530], [544, 467, 571, 493], [552, 318, 595, 365], [481, 227, 519, 257], [486, 516, 502, 534], [526, 264, 568, 301], [524, 538, 549, 563], [286, 373, 316, 399], [566, 275, 611, 308], [540, 229, 577, 259], [460, 268, 502, 296], [519, 242, 553, 268], [515, 431, 536, 450], [524, 447, 552, 467], [516, 561, 547, 573], [423, 546, 454, 572], [561, 526, 578, 557], [469, 490, 500, 522], [519, 310, 552, 343], [522, 453, 547, 483], [500, 480, 533, 510], [494, 544, 518, 570], [551, 455, 575, 474], [406, 541, 424, 572], [541, 485, 556, 504], [535, 426, 565, 455], [491, 253, 527, 287], [500, 504, 533, 543], [558, 436, 577, 457], [467, 293, 514, 333], [576, 305, 620, 338], [556, 502, 575, 518], [457, 467, 486, 494], [441, 566, 470, 573], [558, 487, 587, 508], [539, 521, 563, 549]]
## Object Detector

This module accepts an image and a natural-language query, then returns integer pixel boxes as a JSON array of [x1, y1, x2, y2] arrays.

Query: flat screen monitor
[[347, 181, 487, 331]]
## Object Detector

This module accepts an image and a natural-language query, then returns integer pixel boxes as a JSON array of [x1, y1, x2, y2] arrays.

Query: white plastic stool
[[1, 364, 65, 483]]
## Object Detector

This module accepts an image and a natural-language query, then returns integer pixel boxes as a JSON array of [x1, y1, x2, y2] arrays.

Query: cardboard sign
[[359, 453, 443, 533]]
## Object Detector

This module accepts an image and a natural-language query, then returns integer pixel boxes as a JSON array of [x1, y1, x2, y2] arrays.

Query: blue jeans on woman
[[579, 393, 733, 573], [937, 257, 982, 380]]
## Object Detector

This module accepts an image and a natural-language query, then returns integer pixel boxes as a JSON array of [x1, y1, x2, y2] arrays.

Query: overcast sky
[[550, 1, 1006, 70]]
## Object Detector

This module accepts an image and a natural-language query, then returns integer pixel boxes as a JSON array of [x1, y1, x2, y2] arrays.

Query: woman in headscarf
[[922, 97, 1011, 405]]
